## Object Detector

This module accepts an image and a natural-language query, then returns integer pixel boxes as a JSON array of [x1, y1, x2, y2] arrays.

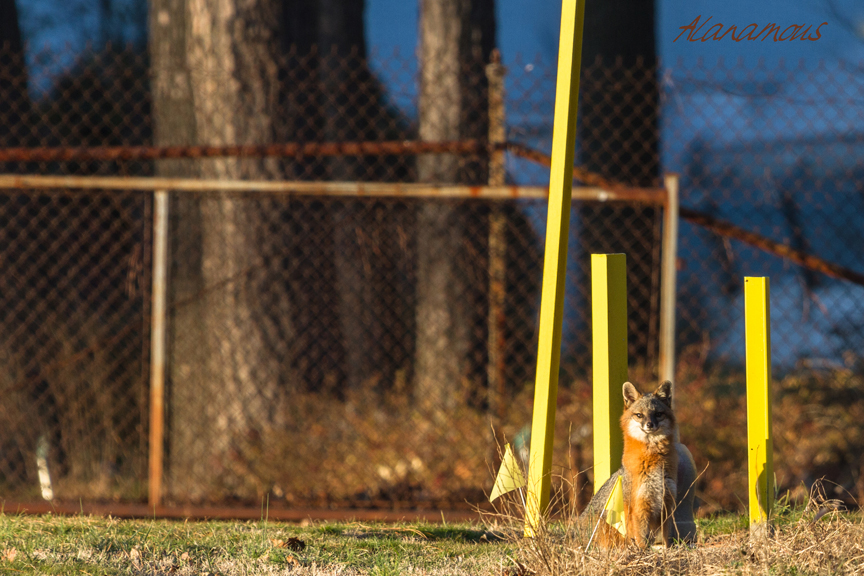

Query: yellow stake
[[745, 277, 773, 530], [524, 0, 586, 537], [591, 254, 628, 492]]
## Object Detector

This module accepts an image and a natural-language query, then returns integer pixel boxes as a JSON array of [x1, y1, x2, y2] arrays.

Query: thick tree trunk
[[150, 0, 288, 500], [0, 0, 35, 489], [578, 0, 660, 368], [283, 0, 413, 396], [0, 0, 27, 151], [415, 0, 494, 417], [318, 0, 374, 392]]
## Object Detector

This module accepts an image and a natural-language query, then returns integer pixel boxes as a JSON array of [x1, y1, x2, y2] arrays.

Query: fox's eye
[[635, 413, 643, 419]]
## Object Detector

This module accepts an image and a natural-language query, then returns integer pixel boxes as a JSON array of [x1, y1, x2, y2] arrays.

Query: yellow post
[[591, 254, 628, 492], [745, 277, 773, 532], [524, 0, 586, 537]]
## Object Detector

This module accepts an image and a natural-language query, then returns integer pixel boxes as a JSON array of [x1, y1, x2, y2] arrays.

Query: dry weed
[[483, 479, 864, 575]]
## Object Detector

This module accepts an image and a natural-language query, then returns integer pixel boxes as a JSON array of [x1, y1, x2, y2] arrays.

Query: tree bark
[[0, 0, 27, 151], [317, 0, 375, 393], [0, 0, 35, 489], [415, 0, 495, 417], [578, 0, 660, 368], [282, 0, 415, 396], [150, 0, 288, 500]]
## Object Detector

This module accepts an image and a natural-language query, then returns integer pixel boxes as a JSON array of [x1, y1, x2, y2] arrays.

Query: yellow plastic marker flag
[[604, 475, 626, 536], [489, 444, 527, 502], [586, 474, 626, 550]]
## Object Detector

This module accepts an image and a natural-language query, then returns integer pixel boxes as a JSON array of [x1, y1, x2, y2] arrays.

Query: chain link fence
[[0, 46, 863, 513]]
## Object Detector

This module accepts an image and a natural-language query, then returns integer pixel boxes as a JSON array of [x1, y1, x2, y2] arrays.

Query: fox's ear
[[623, 381, 641, 407], [655, 381, 673, 406]]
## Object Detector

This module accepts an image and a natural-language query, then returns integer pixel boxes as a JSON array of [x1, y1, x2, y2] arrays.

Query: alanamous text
[[675, 15, 827, 42]]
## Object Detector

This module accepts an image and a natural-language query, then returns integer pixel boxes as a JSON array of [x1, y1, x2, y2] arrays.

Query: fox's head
[[620, 380, 676, 443]]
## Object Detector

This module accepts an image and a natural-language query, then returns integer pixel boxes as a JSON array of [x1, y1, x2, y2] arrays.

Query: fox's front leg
[[660, 479, 677, 547], [627, 501, 652, 547]]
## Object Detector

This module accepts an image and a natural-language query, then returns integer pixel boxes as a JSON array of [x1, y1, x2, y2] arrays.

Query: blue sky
[[19, 0, 864, 71], [15, 0, 864, 101], [365, 0, 864, 65]]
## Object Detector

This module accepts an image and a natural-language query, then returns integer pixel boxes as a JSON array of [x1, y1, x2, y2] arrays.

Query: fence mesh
[[0, 45, 863, 513], [0, 189, 149, 502]]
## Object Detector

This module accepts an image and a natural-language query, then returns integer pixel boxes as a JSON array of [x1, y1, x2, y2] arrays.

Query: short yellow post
[[591, 254, 628, 492], [524, 0, 586, 537], [745, 277, 773, 532]]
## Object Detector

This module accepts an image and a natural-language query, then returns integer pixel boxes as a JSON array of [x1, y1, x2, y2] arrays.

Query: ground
[[0, 501, 861, 575], [0, 514, 516, 575]]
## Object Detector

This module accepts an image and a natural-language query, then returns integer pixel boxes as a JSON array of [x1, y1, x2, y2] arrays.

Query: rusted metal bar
[[2, 501, 483, 523], [680, 207, 864, 287], [487, 55, 507, 189], [0, 139, 488, 162], [148, 190, 169, 508], [0, 139, 637, 194], [503, 141, 622, 190], [659, 174, 679, 388], [0, 174, 668, 202], [486, 50, 508, 461]]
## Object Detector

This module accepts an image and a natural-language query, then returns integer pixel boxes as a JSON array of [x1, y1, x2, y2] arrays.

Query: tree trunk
[[415, 0, 495, 417], [150, 0, 288, 500], [317, 0, 375, 393], [578, 0, 660, 368], [0, 0, 36, 490], [0, 0, 27, 151], [580, 0, 657, 181], [283, 0, 414, 396]]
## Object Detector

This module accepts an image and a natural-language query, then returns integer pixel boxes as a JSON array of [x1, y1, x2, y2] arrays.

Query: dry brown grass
[[482, 481, 864, 576]]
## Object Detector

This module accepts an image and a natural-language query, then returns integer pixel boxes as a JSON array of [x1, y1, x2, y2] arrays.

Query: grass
[[496, 481, 864, 576], [0, 514, 517, 575], [1, 490, 863, 575]]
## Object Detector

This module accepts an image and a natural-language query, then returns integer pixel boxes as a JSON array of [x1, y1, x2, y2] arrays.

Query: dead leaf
[[130, 547, 141, 560], [180, 552, 190, 561], [285, 555, 300, 566], [3, 548, 17, 562], [285, 537, 306, 551], [272, 537, 306, 551]]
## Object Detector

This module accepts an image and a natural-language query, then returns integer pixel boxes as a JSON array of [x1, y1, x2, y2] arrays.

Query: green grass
[[0, 514, 518, 575], [1, 508, 859, 575], [695, 512, 749, 537]]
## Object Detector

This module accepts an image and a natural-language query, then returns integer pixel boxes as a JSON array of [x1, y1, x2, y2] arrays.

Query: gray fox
[[585, 380, 697, 547]]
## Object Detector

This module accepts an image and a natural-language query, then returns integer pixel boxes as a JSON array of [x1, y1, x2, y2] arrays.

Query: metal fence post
[[486, 49, 507, 451], [659, 174, 679, 387], [745, 276, 773, 535], [524, 0, 586, 536], [149, 190, 169, 508], [591, 253, 627, 492]]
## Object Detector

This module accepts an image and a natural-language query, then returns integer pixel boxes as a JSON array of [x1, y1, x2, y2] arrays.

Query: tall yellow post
[[591, 254, 628, 492], [524, 0, 586, 537], [745, 277, 773, 532]]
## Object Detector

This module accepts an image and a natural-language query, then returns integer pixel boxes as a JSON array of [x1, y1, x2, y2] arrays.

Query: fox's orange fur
[[620, 380, 679, 547]]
